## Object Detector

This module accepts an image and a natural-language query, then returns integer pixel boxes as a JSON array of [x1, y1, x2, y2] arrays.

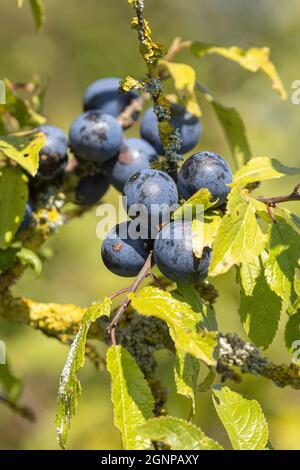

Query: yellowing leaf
[[0, 130, 45, 176], [107, 345, 154, 450], [138, 416, 223, 450], [232, 157, 300, 188], [130, 287, 218, 366], [0, 167, 28, 249], [209, 200, 266, 277], [191, 42, 287, 99], [212, 385, 269, 450], [159, 60, 201, 117]]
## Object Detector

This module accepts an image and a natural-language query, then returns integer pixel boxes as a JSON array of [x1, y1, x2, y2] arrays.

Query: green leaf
[[0, 79, 46, 132], [264, 218, 300, 305], [56, 298, 111, 449], [29, 0, 45, 31], [239, 259, 282, 349], [177, 283, 218, 331], [106, 345, 154, 450], [202, 90, 251, 169], [0, 360, 22, 403], [130, 287, 218, 366], [232, 157, 300, 188], [239, 257, 261, 296], [285, 312, 300, 365], [192, 211, 222, 259], [0, 130, 45, 176], [173, 188, 216, 220], [159, 60, 201, 117], [16, 247, 42, 275], [137, 416, 223, 450], [174, 351, 200, 415], [197, 369, 216, 392], [209, 199, 266, 277], [191, 42, 287, 99], [212, 385, 269, 450], [0, 167, 28, 249]]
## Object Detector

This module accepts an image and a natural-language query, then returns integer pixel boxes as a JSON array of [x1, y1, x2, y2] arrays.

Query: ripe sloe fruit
[[141, 104, 201, 155], [109, 138, 157, 192], [75, 172, 110, 206], [37, 125, 68, 180], [69, 111, 123, 163], [123, 169, 179, 223], [101, 222, 150, 277], [154, 220, 211, 284], [83, 77, 138, 117], [177, 151, 233, 206]]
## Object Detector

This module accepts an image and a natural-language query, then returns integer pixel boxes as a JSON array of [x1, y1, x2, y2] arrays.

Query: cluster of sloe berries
[[19, 76, 232, 285]]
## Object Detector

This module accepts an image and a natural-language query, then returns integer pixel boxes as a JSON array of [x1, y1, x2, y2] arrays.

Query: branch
[[1, 287, 300, 389], [128, 0, 182, 178], [0, 290, 104, 340], [258, 179, 300, 206], [219, 334, 300, 389]]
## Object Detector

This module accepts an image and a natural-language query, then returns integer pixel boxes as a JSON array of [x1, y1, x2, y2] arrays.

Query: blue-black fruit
[[83, 77, 138, 117], [37, 125, 68, 180], [154, 220, 211, 284], [141, 104, 201, 155], [123, 169, 179, 224], [75, 172, 110, 206], [109, 138, 157, 192], [101, 221, 150, 277], [177, 151, 233, 206], [69, 111, 123, 163]]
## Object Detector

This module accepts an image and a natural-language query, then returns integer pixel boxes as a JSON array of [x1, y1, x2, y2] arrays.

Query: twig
[[109, 287, 130, 301], [118, 93, 149, 129], [106, 252, 153, 343], [164, 37, 191, 62], [149, 272, 166, 291], [259, 178, 300, 206]]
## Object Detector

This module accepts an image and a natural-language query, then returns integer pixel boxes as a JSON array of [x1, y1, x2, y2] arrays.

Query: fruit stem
[[106, 252, 153, 344]]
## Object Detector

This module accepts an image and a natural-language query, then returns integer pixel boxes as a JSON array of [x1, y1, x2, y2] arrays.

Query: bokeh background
[[0, 0, 300, 450]]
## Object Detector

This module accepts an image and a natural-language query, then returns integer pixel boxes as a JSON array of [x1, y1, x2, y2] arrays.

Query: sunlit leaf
[[0, 130, 45, 176], [0, 167, 28, 249], [130, 287, 218, 366], [107, 345, 154, 450], [212, 385, 269, 450], [159, 60, 201, 117], [56, 298, 111, 449], [209, 198, 266, 277], [191, 42, 287, 99], [174, 350, 200, 415], [232, 157, 300, 188]]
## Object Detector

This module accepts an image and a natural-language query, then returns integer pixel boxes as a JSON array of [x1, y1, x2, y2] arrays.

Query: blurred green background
[[0, 0, 300, 450]]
